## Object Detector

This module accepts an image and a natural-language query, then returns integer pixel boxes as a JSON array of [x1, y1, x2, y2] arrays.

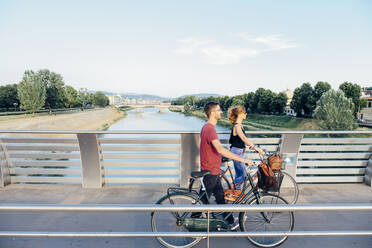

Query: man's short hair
[[204, 101, 219, 118]]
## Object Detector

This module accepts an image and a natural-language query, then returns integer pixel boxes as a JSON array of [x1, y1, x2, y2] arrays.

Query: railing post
[[365, 154, 372, 187], [180, 133, 200, 187], [0, 145, 10, 187], [77, 133, 103, 188], [279, 134, 303, 185]]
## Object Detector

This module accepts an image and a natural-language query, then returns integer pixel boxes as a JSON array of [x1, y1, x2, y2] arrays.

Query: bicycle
[[151, 164, 295, 248], [189, 151, 299, 205]]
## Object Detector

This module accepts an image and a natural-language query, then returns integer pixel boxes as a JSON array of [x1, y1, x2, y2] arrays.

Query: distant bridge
[[116, 103, 178, 113]]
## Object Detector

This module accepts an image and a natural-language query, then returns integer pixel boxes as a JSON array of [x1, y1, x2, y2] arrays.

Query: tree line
[[171, 81, 366, 130], [0, 69, 109, 113], [171, 89, 289, 114]]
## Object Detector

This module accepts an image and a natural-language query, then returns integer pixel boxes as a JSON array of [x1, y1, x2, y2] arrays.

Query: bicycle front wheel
[[239, 193, 294, 247], [151, 193, 202, 248], [271, 171, 299, 204]]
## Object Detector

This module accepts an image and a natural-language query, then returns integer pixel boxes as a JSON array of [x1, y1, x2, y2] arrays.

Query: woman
[[228, 106, 263, 189]]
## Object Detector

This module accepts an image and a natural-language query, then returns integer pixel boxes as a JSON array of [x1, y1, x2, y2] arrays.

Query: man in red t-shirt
[[199, 101, 253, 229]]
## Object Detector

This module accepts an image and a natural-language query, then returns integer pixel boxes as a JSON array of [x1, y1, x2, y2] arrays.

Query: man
[[199, 101, 253, 230]]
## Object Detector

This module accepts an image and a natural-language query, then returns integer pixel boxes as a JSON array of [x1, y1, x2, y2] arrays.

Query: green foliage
[[93, 91, 109, 107], [65, 85, 79, 108], [290, 82, 314, 117], [314, 89, 357, 130], [38, 69, 67, 109], [231, 95, 245, 107], [17, 71, 46, 113], [272, 92, 288, 113], [0, 84, 19, 110], [339, 82, 366, 116]]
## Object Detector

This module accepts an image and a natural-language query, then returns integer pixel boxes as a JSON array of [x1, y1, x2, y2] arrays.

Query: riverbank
[[175, 109, 322, 130], [0, 107, 125, 131]]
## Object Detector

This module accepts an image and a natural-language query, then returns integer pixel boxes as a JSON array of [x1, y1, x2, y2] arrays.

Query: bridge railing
[[0, 203, 371, 246], [1, 130, 372, 188]]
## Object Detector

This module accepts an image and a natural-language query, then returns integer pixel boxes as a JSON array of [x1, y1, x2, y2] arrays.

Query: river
[[106, 107, 230, 135]]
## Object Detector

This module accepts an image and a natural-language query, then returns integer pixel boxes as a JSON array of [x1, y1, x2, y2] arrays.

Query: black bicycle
[[151, 164, 295, 248]]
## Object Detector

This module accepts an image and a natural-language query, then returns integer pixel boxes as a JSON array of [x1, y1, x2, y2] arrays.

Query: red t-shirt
[[200, 123, 222, 175]]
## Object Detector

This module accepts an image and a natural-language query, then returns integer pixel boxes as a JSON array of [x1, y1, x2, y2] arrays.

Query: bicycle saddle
[[190, 171, 211, 178], [221, 157, 231, 163]]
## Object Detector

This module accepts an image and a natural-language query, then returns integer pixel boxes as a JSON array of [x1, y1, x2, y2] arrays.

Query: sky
[[0, 0, 371, 98]]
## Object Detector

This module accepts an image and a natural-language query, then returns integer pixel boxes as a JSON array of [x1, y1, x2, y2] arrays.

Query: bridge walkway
[[0, 184, 372, 248]]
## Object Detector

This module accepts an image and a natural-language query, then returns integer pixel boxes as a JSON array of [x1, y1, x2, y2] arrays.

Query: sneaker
[[229, 217, 239, 231]]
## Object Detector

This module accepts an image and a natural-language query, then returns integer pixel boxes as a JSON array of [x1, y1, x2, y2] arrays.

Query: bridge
[[0, 130, 372, 247], [116, 103, 175, 113]]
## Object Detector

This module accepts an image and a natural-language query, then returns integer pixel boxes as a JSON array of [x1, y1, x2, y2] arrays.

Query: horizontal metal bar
[[1, 130, 372, 134], [0, 137, 78, 144], [0, 231, 372, 237], [297, 160, 368, 167], [10, 177, 81, 184], [1, 203, 371, 212], [8, 152, 81, 159], [103, 177, 179, 184], [9, 168, 82, 175], [99, 138, 180, 144], [5, 145, 80, 151], [101, 161, 179, 167], [296, 176, 364, 183], [102, 154, 179, 159], [296, 168, 365, 175], [300, 145, 372, 152], [10, 160, 82, 167], [104, 169, 178, 176], [302, 138, 372, 144], [101, 145, 179, 152]]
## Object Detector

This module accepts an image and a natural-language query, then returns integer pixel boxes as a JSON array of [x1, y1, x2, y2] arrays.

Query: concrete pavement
[[0, 184, 372, 248]]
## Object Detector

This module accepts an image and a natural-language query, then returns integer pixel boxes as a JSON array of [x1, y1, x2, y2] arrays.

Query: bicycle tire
[[268, 171, 299, 204], [239, 193, 294, 247], [151, 192, 202, 248]]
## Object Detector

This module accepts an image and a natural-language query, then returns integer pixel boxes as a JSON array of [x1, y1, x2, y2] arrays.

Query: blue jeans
[[230, 146, 246, 189]]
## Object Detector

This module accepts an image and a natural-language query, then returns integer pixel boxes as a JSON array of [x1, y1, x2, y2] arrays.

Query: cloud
[[237, 33, 302, 51], [175, 33, 302, 65], [174, 37, 214, 55], [200, 45, 259, 65]]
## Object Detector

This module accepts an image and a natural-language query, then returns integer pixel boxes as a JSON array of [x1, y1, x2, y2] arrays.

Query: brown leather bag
[[268, 153, 283, 171], [257, 161, 277, 190]]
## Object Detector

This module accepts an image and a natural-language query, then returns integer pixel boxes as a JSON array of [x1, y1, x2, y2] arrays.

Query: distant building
[[359, 87, 372, 121], [107, 95, 122, 105], [283, 89, 296, 116]]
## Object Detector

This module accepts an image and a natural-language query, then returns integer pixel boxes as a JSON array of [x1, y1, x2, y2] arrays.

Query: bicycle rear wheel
[[239, 193, 294, 247], [151, 192, 202, 248]]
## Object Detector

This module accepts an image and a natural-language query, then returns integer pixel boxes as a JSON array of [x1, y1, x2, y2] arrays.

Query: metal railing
[[1, 203, 372, 241], [1, 130, 372, 188]]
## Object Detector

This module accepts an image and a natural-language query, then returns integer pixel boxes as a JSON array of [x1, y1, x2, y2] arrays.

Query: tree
[[244, 92, 255, 113], [311, 81, 331, 107], [17, 71, 46, 113], [93, 91, 109, 107], [65, 85, 79, 108], [252, 88, 266, 113], [290, 83, 314, 117], [257, 89, 275, 113], [38, 69, 67, 109], [314, 89, 356, 130], [272, 92, 288, 114], [0, 84, 19, 110], [339, 82, 366, 116], [231, 95, 245, 107]]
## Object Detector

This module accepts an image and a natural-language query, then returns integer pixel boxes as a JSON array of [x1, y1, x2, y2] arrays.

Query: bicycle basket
[[267, 171, 284, 192]]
